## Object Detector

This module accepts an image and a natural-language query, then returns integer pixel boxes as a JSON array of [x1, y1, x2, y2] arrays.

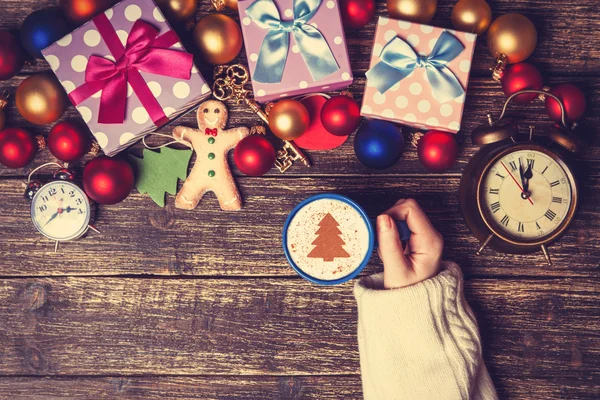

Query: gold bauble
[[193, 14, 242, 65], [487, 13, 537, 64], [387, 0, 437, 24], [155, 0, 198, 22], [224, 0, 238, 11], [451, 0, 492, 35], [16, 73, 67, 125], [268, 100, 310, 141]]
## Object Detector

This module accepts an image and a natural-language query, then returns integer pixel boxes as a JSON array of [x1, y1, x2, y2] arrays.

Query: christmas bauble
[[268, 99, 310, 141], [340, 0, 375, 29], [48, 121, 91, 162], [0, 92, 8, 131], [193, 14, 242, 65], [234, 135, 275, 176], [20, 8, 70, 59], [59, 0, 114, 25], [501, 63, 543, 104], [83, 156, 134, 205], [451, 0, 492, 35], [417, 130, 458, 172], [0, 30, 24, 80], [487, 13, 537, 64], [321, 95, 361, 136], [295, 95, 348, 150], [16, 73, 67, 125], [156, 0, 197, 22], [545, 84, 586, 124], [0, 127, 38, 168], [387, 0, 437, 24], [224, 0, 238, 11], [354, 120, 404, 169]]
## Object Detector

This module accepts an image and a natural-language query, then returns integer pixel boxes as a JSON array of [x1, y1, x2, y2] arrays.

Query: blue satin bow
[[245, 0, 339, 84], [365, 31, 465, 103]]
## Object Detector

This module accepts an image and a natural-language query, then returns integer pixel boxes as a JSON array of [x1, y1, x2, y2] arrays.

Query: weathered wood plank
[[1, 0, 599, 76], [0, 375, 597, 400], [1, 176, 600, 277], [0, 277, 598, 395], [0, 76, 599, 179]]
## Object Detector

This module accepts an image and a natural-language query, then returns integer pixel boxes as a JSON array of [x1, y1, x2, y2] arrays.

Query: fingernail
[[377, 214, 392, 231]]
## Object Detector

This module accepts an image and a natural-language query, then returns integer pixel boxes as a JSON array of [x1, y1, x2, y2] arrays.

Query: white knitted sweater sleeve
[[354, 262, 498, 400]]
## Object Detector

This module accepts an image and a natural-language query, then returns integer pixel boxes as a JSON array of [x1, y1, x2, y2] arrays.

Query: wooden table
[[1, 0, 599, 398]]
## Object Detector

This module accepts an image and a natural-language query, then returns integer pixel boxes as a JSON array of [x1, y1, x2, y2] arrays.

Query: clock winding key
[[212, 64, 310, 173]]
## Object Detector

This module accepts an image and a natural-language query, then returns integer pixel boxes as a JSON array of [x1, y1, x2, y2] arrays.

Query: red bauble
[[59, 0, 114, 25], [340, 0, 375, 29], [545, 83, 586, 124], [48, 121, 91, 162], [321, 95, 361, 136], [83, 156, 134, 205], [234, 135, 275, 177], [295, 95, 348, 150], [0, 30, 24, 81], [417, 131, 458, 172], [0, 128, 37, 168], [501, 63, 543, 104]]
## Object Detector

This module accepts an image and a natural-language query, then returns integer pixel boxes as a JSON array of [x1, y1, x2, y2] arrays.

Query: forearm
[[354, 262, 498, 400]]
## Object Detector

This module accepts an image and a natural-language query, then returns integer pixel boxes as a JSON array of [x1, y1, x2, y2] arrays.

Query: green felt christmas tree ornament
[[129, 147, 193, 207]]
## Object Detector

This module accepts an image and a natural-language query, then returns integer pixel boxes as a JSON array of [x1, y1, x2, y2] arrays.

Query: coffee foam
[[286, 198, 370, 281]]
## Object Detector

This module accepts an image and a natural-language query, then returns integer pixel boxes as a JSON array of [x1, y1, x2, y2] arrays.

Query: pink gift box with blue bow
[[238, 0, 353, 103], [361, 17, 477, 133]]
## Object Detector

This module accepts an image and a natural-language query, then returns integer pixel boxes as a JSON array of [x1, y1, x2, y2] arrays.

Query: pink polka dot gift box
[[238, 0, 353, 103], [361, 17, 476, 133], [41, 0, 211, 156]]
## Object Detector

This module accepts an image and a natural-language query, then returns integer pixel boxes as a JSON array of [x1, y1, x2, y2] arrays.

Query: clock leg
[[541, 245, 552, 266], [54, 241, 59, 253], [476, 233, 494, 255]]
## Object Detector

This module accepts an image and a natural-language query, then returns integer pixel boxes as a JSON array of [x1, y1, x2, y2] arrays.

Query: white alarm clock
[[25, 163, 98, 251]]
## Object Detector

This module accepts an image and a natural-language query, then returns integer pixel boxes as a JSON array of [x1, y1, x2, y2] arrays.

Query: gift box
[[361, 17, 476, 133], [42, 0, 211, 156], [238, 0, 353, 103]]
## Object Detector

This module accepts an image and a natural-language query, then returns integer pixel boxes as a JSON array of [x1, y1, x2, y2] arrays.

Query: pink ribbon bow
[[69, 14, 194, 125]]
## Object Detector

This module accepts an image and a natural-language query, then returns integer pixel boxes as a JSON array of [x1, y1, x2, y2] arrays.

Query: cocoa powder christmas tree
[[307, 213, 350, 262]]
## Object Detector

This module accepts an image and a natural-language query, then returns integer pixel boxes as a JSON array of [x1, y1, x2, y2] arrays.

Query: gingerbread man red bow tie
[[205, 128, 218, 137]]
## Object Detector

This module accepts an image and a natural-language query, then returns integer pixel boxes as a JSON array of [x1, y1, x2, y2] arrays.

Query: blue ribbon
[[245, 0, 339, 84], [365, 31, 466, 103]]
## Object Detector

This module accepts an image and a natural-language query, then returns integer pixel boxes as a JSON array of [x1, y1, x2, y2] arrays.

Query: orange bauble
[[268, 100, 310, 141], [16, 73, 67, 125], [59, 0, 114, 25]]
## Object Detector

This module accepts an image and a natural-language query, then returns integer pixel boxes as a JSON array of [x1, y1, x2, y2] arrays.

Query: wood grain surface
[[0, 0, 599, 398]]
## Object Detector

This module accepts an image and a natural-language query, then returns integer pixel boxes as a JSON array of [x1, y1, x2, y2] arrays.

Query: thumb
[[376, 214, 412, 289]]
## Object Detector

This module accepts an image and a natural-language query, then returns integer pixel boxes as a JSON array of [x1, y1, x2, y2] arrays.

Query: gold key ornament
[[212, 64, 310, 173]]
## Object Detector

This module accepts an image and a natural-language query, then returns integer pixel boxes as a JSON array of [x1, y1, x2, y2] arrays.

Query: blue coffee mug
[[282, 194, 410, 285]]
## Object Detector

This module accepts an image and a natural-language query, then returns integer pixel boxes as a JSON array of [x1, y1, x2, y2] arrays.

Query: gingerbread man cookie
[[172, 100, 250, 211]]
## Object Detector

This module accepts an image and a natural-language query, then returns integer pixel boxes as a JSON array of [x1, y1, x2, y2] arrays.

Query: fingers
[[376, 214, 412, 289], [385, 198, 437, 236]]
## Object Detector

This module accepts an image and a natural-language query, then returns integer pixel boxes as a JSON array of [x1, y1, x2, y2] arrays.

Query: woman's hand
[[376, 199, 443, 289]]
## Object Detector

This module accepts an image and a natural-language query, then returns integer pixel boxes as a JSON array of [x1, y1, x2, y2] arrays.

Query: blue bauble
[[354, 120, 404, 169], [20, 8, 70, 59]]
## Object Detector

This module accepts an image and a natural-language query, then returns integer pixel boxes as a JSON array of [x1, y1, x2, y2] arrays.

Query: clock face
[[479, 147, 575, 243], [30, 181, 91, 241]]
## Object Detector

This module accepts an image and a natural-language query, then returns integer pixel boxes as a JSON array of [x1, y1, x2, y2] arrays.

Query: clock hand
[[43, 211, 59, 227], [522, 161, 533, 194], [501, 161, 534, 205]]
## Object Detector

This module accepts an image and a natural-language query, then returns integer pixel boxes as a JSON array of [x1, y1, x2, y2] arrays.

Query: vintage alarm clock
[[24, 162, 99, 252], [459, 89, 583, 265]]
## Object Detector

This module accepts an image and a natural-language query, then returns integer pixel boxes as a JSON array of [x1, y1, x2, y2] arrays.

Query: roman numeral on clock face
[[489, 188, 499, 195], [545, 209, 557, 221], [496, 172, 505, 180], [509, 161, 518, 171], [491, 202, 501, 213], [501, 215, 510, 226], [550, 180, 560, 187], [527, 159, 535, 169], [518, 222, 524, 232], [552, 197, 563, 204], [536, 221, 542, 230]]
